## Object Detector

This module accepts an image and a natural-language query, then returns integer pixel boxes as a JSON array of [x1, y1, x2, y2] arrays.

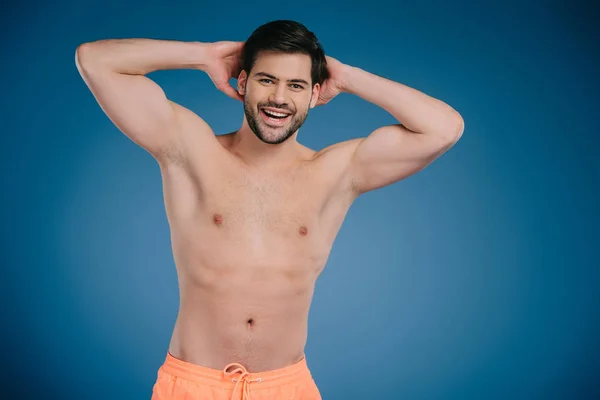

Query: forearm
[[340, 66, 463, 135], [76, 38, 211, 75]]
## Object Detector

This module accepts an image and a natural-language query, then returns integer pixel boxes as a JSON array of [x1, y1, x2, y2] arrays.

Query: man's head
[[237, 20, 329, 145]]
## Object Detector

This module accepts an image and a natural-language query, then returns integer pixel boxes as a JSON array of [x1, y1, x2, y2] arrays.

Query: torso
[[159, 118, 359, 372]]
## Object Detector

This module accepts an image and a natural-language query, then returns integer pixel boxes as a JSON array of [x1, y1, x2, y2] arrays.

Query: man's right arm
[[75, 38, 214, 163]]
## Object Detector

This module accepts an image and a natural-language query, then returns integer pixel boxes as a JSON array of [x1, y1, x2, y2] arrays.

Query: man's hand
[[315, 56, 349, 106], [205, 41, 245, 102]]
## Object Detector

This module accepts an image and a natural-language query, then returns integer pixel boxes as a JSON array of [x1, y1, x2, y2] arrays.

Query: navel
[[213, 213, 223, 226], [299, 226, 308, 236]]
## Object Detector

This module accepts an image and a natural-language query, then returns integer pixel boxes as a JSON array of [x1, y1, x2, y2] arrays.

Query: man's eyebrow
[[254, 72, 310, 86]]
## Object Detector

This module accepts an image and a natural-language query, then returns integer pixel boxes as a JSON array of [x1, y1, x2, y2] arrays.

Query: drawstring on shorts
[[223, 363, 262, 400]]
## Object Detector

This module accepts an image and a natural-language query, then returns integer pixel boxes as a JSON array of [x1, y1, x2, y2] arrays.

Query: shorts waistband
[[159, 351, 312, 389]]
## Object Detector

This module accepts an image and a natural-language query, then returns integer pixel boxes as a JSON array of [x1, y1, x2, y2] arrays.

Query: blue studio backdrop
[[2, 0, 599, 399]]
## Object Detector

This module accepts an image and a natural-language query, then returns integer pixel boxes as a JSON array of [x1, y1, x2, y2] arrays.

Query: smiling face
[[238, 51, 320, 145]]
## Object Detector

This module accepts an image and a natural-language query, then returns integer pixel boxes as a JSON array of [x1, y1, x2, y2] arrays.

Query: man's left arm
[[328, 60, 464, 195]]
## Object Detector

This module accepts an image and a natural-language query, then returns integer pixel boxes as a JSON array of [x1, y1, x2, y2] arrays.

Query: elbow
[[75, 41, 105, 69], [75, 43, 93, 71], [426, 105, 465, 145], [75, 42, 92, 59], [429, 116, 463, 153], [452, 115, 465, 141], [75, 42, 110, 78], [76, 39, 102, 54], [443, 115, 464, 145]]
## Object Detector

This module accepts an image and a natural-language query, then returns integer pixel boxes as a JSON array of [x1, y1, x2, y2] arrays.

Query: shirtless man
[[75, 20, 463, 400]]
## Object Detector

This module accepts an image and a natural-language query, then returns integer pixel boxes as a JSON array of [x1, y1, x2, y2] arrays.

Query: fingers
[[217, 81, 243, 102]]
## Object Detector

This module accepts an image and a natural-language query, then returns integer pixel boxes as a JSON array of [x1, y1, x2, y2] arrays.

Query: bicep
[[350, 124, 461, 194]]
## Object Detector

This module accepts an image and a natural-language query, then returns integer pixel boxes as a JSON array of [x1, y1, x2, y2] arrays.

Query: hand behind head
[[206, 41, 245, 102]]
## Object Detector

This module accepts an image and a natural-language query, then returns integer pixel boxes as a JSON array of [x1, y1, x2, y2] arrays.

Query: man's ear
[[237, 70, 248, 96], [309, 83, 320, 108]]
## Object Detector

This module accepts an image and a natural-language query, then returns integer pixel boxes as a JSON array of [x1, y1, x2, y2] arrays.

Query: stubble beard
[[243, 95, 310, 145]]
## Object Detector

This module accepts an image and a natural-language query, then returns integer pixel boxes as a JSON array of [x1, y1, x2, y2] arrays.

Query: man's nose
[[269, 83, 287, 105]]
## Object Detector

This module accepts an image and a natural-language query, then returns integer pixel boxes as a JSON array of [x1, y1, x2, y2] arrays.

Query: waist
[[169, 313, 309, 370], [158, 350, 312, 388]]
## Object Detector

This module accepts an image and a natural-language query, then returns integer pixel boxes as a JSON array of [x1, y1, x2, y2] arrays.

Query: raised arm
[[317, 56, 464, 195], [75, 38, 244, 163]]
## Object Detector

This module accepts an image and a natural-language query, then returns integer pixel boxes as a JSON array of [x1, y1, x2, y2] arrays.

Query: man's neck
[[230, 122, 303, 170]]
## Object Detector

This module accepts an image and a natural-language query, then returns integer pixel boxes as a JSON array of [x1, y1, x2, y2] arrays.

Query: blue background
[[2, 0, 599, 398]]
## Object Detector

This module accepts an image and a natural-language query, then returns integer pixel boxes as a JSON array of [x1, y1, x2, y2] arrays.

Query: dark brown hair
[[242, 20, 329, 86]]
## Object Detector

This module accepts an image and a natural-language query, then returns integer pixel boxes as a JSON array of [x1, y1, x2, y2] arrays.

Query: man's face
[[239, 51, 319, 145]]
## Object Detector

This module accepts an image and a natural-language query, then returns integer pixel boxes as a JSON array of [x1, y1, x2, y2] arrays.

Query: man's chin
[[256, 133, 290, 145], [253, 127, 293, 144]]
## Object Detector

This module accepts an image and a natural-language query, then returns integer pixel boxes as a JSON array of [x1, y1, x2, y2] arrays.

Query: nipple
[[213, 213, 223, 226], [299, 226, 308, 236]]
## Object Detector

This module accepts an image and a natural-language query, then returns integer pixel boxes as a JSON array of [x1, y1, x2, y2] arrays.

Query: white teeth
[[263, 110, 289, 118]]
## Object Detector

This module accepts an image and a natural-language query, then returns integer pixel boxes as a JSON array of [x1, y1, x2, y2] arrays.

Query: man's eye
[[291, 84, 303, 89], [261, 79, 273, 84]]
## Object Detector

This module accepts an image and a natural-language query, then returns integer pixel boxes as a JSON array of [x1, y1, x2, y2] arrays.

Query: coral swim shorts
[[151, 351, 322, 400]]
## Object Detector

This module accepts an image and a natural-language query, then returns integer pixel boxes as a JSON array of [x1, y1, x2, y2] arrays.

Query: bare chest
[[160, 163, 335, 276], [201, 167, 323, 242], [162, 141, 355, 264]]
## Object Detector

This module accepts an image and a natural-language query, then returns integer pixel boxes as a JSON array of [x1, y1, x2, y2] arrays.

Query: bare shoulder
[[308, 138, 364, 196], [313, 138, 362, 160]]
